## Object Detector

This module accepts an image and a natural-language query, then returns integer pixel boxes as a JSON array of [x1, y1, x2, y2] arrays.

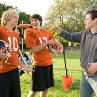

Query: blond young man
[[0, 9, 32, 97]]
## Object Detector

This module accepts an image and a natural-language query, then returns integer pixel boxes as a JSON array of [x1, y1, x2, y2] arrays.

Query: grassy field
[[20, 50, 82, 97]]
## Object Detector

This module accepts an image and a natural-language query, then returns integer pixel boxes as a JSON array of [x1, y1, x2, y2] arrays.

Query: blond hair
[[1, 9, 19, 26]]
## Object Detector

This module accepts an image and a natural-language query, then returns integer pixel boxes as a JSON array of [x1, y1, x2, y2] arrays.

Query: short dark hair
[[30, 14, 43, 26], [86, 9, 97, 20]]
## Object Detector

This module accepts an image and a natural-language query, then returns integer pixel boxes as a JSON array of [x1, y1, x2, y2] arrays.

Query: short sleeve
[[24, 28, 36, 49]]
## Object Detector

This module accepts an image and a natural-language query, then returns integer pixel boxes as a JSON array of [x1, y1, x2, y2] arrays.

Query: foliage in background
[[1, 0, 97, 47], [0, 3, 13, 18], [45, 0, 97, 32], [0, 3, 31, 24], [45, 0, 97, 46]]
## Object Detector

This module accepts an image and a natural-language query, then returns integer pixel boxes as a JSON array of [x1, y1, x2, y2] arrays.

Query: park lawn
[[20, 50, 82, 97]]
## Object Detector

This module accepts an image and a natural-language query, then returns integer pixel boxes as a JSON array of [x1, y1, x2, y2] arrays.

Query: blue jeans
[[80, 73, 97, 97]]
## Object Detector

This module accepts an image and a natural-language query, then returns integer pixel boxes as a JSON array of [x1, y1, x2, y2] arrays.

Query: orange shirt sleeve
[[24, 28, 36, 49]]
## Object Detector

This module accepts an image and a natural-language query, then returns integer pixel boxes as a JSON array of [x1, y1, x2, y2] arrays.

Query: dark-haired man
[[24, 14, 63, 97], [51, 9, 97, 97]]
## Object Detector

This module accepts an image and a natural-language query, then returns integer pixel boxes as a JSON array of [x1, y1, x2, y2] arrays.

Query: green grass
[[20, 50, 82, 97]]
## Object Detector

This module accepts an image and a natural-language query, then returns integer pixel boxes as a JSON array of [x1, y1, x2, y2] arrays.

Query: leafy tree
[[0, 3, 13, 18], [45, 0, 97, 32], [45, 0, 97, 46], [0, 3, 31, 25], [18, 12, 30, 24]]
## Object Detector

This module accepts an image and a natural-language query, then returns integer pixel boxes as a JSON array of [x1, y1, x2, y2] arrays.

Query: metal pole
[[21, 20, 24, 53], [57, 0, 68, 76]]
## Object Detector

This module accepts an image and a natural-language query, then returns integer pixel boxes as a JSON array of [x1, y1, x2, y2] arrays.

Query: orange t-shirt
[[24, 28, 55, 66], [0, 26, 20, 73]]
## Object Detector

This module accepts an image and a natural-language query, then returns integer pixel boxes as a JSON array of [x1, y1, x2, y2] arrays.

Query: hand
[[23, 66, 33, 72], [48, 40, 63, 56], [54, 40, 63, 53], [47, 39, 57, 45], [49, 47, 59, 57], [88, 62, 97, 74], [50, 24, 58, 30], [45, 23, 62, 34], [45, 23, 58, 30], [50, 24, 62, 34]]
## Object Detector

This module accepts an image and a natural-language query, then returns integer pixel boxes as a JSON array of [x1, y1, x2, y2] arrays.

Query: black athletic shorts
[[0, 68, 21, 97], [30, 64, 54, 91]]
